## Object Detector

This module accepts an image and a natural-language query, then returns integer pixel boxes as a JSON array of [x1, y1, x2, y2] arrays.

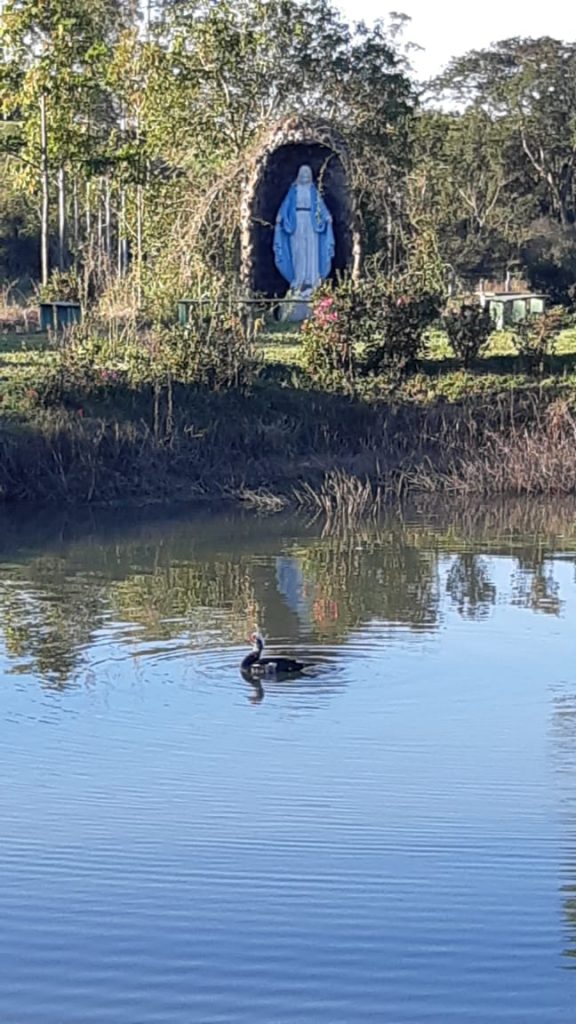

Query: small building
[[478, 292, 546, 332]]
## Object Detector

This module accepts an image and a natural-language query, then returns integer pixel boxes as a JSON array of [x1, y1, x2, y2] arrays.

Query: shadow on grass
[[0, 331, 50, 355], [419, 352, 576, 377]]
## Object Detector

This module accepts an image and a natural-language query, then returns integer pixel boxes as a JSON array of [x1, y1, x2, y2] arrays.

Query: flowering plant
[[300, 288, 356, 388]]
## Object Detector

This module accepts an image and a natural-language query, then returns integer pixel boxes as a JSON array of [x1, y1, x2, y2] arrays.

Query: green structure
[[480, 292, 546, 332], [39, 301, 82, 332]]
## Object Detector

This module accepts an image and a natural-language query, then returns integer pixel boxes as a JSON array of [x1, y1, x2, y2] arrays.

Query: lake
[[0, 502, 575, 1023]]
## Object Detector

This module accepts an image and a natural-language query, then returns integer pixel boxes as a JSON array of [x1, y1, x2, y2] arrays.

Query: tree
[[410, 107, 536, 281], [140, 0, 415, 294], [0, 0, 134, 283], [434, 37, 576, 228], [0, 0, 416, 300]]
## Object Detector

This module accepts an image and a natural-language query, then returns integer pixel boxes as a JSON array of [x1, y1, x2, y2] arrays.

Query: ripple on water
[[1, 511, 576, 1022]]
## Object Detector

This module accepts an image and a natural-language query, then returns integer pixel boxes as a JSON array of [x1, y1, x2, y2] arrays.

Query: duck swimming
[[241, 631, 306, 677]]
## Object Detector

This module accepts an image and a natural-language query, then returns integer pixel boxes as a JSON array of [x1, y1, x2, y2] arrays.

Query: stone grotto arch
[[241, 117, 362, 298]]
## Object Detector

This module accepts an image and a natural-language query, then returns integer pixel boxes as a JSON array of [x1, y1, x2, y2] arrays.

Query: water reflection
[[1, 501, 576, 686], [445, 553, 497, 619], [2, 500, 576, 1021], [550, 690, 576, 966]]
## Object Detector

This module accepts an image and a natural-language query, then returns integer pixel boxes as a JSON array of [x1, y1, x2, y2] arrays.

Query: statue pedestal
[[281, 288, 313, 323], [283, 299, 311, 322]]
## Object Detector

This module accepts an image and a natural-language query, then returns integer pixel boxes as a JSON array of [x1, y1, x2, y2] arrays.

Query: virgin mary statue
[[273, 165, 335, 301]]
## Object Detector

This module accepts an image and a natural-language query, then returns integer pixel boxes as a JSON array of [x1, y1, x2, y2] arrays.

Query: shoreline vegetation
[[2, 302, 576, 516]]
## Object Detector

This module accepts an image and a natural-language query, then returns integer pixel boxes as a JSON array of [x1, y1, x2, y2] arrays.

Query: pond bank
[[2, 375, 576, 509]]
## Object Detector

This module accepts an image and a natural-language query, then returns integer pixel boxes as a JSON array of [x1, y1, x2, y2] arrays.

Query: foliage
[[39, 268, 83, 302], [434, 37, 576, 228], [3, 3, 576, 326], [361, 284, 442, 376], [300, 288, 358, 389], [443, 302, 493, 368], [301, 274, 442, 385], [37, 312, 254, 408], [512, 307, 570, 373], [520, 220, 576, 305], [410, 108, 531, 282], [0, 0, 416, 304], [419, 38, 576, 291]]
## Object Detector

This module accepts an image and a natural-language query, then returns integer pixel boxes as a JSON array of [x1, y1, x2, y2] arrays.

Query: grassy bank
[[2, 324, 576, 509]]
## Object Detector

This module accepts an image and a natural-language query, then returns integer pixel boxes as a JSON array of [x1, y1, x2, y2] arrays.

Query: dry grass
[[295, 470, 384, 524], [235, 487, 288, 513], [293, 397, 576, 523], [426, 399, 576, 497], [0, 284, 38, 334], [1, 372, 576, 512]]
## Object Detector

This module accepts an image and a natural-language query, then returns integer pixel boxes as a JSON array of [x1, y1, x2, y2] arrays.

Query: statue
[[273, 165, 335, 314]]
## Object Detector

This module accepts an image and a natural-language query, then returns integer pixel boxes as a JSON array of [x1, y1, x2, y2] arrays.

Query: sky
[[337, 0, 574, 79]]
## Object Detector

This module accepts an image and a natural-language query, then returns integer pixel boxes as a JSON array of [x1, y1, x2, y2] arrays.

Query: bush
[[39, 268, 83, 303], [362, 286, 441, 376], [520, 219, 576, 305], [300, 287, 357, 390], [301, 275, 442, 388], [512, 307, 569, 373], [443, 303, 493, 368], [37, 308, 254, 407]]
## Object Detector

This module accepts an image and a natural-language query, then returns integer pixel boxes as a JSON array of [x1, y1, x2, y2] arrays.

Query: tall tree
[[434, 37, 576, 227], [0, 0, 133, 282]]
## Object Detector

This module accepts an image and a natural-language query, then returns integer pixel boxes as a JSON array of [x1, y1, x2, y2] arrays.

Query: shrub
[[512, 307, 569, 373], [520, 219, 576, 305], [300, 287, 357, 389], [443, 303, 493, 368], [37, 308, 254, 407], [301, 275, 442, 387], [361, 287, 441, 376], [39, 268, 83, 303]]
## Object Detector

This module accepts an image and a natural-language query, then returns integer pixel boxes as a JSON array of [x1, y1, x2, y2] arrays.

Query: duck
[[241, 630, 306, 677]]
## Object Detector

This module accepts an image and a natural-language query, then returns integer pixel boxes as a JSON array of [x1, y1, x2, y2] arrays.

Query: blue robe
[[273, 183, 335, 287]]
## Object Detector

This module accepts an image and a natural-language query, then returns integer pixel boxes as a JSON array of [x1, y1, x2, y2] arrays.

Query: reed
[[1, 381, 576, 510]]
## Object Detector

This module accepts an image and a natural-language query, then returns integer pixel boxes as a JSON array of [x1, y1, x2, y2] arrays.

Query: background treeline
[[1, 0, 576, 310]]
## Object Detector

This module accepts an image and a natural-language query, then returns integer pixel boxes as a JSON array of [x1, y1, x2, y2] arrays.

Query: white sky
[[337, 0, 575, 78]]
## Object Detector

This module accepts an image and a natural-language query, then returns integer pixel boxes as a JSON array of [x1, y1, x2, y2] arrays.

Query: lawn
[[3, 323, 576, 412]]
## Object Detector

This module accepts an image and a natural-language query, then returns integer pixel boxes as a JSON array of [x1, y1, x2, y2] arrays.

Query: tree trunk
[[39, 92, 49, 286], [104, 176, 112, 261], [73, 176, 79, 255], [136, 183, 143, 304], [118, 187, 128, 275], [57, 166, 68, 272], [85, 179, 92, 242], [97, 184, 103, 254]]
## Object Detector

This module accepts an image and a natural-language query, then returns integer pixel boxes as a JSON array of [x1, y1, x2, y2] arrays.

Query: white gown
[[291, 184, 321, 294]]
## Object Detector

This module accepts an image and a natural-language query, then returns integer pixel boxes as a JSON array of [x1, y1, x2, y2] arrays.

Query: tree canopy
[[1, 3, 576, 303]]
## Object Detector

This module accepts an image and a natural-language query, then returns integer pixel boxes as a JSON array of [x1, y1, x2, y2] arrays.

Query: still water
[[0, 502, 575, 1023]]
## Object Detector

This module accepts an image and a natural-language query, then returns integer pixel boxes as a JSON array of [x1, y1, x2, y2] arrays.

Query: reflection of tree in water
[[550, 693, 576, 966], [292, 528, 440, 640], [0, 559, 108, 687], [445, 553, 496, 620], [109, 561, 258, 643], [511, 554, 562, 616], [0, 503, 575, 686], [0, 558, 260, 685]]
